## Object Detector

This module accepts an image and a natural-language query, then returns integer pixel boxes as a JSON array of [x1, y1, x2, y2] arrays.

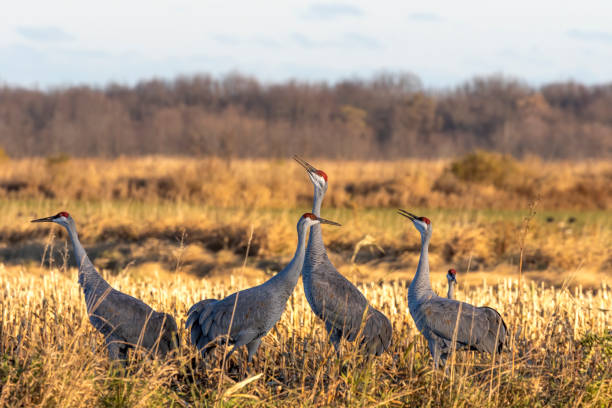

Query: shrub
[[450, 150, 518, 187], [46, 153, 71, 166]]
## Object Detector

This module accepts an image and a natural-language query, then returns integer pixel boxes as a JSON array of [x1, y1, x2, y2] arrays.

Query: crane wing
[[303, 224, 392, 354], [361, 306, 393, 355], [310, 267, 392, 353], [417, 298, 506, 354], [89, 290, 153, 338], [187, 287, 273, 351], [310, 268, 369, 338]]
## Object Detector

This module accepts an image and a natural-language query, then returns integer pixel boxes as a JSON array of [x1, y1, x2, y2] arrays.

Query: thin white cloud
[[407, 12, 443, 22], [16, 26, 74, 42], [291, 32, 380, 49], [212, 34, 240, 46], [343, 33, 381, 49], [291, 33, 317, 48], [302, 3, 363, 20], [567, 29, 612, 43]]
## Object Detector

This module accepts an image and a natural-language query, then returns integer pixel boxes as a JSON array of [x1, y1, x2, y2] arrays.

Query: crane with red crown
[[398, 209, 507, 368], [447, 269, 457, 299], [186, 213, 341, 362], [31, 212, 179, 361], [294, 156, 392, 356]]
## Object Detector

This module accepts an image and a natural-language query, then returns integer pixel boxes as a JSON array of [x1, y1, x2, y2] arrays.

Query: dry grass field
[[0, 155, 610, 406], [0, 269, 610, 407]]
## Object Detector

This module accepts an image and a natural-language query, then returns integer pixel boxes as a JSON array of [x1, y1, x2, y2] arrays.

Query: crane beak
[[397, 209, 418, 221], [316, 216, 341, 226], [31, 215, 56, 223], [293, 155, 318, 176]]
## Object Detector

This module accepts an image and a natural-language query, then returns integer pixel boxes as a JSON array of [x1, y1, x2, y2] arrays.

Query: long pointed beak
[[293, 155, 318, 175], [397, 209, 418, 221], [31, 215, 56, 223], [316, 216, 341, 227]]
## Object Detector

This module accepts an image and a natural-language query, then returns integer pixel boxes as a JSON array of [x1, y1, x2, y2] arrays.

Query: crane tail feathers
[[185, 311, 199, 330]]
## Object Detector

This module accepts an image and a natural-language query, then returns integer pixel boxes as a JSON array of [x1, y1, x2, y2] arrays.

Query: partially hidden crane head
[[397, 209, 431, 235], [447, 268, 457, 283], [293, 155, 328, 192], [31, 211, 72, 228], [299, 213, 341, 230]]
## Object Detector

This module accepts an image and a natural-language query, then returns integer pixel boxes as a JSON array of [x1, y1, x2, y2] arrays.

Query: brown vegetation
[[0, 156, 608, 286], [1, 73, 611, 159], [0, 155, 610, 210]]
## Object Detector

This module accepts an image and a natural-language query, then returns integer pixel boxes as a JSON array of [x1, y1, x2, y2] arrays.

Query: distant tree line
[[0, 72, 610, 158]]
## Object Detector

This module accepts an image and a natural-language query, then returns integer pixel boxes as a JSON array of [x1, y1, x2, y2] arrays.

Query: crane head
[[300, 213, 341, 227], [31, 211, 71, 226], [397, 209, 431, 235], [293, 155, 328, 191], [447, 268, 457, 283]]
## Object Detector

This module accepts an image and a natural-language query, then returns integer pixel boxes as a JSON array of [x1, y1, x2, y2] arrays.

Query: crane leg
[[325, 322, 341, 355], [106, 337, 129, 363], [246, 338, 262, 363], [224, 331, 256, 361], [428, 338, 442, 369]]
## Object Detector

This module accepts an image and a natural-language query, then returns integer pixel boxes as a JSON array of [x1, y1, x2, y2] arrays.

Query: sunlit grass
[[0, 265, 610, 407]]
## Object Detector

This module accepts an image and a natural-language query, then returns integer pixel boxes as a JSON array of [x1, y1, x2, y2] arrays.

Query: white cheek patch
[[307, 172, 324, 186]]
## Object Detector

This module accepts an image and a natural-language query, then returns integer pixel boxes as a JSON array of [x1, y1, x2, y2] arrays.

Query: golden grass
[[0, 156, 610, 210], [1, 200, 609, 288], [0, 156, 610, 406], [0, 265, 610, 407]]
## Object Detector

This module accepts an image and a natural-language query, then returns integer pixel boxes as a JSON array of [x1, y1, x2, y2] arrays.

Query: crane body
[[32, 212, 179, 360], [399, 209, 507, 367], [447, 269, 457, 299], [186, 213, 340, 362], [294, 156, 392, 356]]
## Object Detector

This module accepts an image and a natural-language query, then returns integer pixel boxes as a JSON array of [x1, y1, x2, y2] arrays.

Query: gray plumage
[[399, 209, 507, 368], [294, 156, 392, 356], [186, 213, 340, 362], [32, 212, 179, 360], [447, 269, 457, 299]]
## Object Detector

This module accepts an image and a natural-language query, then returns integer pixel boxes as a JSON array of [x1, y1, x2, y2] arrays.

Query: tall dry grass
[[0, 265, 610, 407]]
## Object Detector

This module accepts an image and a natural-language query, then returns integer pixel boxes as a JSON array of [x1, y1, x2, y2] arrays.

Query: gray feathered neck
[[306, 184, 326, 258], [408, 230, 435, 307], [267, 218, 311, 293], [62, 217, 110, 294]]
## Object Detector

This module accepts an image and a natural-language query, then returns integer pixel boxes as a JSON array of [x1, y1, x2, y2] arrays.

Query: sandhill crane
[[447, 269, 457, 299], [398, 209, 507, 368], [31, 212, 179, 360], [293, 156, 392, 356], [186, 213, 340, 362]]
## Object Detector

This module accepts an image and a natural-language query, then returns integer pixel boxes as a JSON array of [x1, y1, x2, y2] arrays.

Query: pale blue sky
[[1, 0, 611, 88]]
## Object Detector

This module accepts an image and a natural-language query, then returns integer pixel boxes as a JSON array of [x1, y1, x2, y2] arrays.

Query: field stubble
[[0, 267, 610, 406]]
